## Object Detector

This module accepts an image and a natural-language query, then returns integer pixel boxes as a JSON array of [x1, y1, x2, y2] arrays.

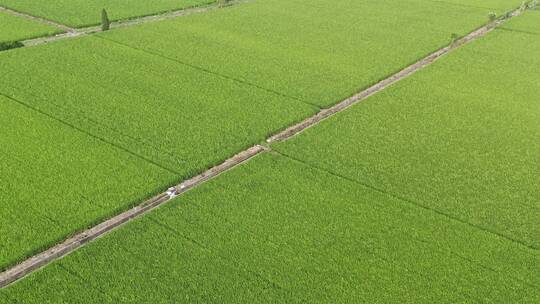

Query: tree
[[450, 33, 459, 44], [0, 41, 24, 51], [101, 9, 110, 31]]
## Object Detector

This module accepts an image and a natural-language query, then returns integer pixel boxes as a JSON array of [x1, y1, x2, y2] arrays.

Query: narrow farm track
[[0, 3, 533, 289], [18, 0, 249, 47], [0, 6, 76, 33]]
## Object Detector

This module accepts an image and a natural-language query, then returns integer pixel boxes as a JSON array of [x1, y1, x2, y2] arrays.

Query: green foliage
[[273, 29, 540, 249], [1, 154, 538, 302], [0, 36, 314, 270], [0, 11, 62, 44], [101, 8, 110, 31], [0, 41, 23, 51], [0, 37, 316, 177], [0, 0, 534, 273], [0, 95, 177, 271], [500, 9, 540, 33], [0, 1, 537, 300], [488, 12, 497, 21], [430, 0, 524, 12], [99, 0, 524, 108], [0, 0, 217, 27], [450, 32, 460, 43]]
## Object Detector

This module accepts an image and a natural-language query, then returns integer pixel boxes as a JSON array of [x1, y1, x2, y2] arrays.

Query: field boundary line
[[267, 6, 527, 143], [275, 150, 539, 254], [18, 0, 249, 47], [0, 92, 181, 176], [0, 6, 76, 34], [0, 145, 266, 288], [497, 26, 540, 36], [0, 2, 531, 290], [95, 35, 318, 109]]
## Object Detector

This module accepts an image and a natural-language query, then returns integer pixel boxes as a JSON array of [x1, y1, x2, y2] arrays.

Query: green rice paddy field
[[0, 11, 61, 43], [0, 0, 215, 27], [0, 0, 539, 302], [0, 94, 176, 270], [0, 35, 315, 270], [0, 0, 522, 272], [500, 8, 540, 33], [272, 11, 540, 249], [0, 152, 537, 302], [100, 0, 523, 107]]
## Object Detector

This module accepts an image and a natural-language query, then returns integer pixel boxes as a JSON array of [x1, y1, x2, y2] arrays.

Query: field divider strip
[[0, 2, 532, 290], [0, 92, 181, 176], [275, 150, 539, 255], [0, 145, 266, 288], [18, 0, 250, 47], [94, 35, 316, 109], [267, 5, 527, 143], [0, 6, 76, 34]]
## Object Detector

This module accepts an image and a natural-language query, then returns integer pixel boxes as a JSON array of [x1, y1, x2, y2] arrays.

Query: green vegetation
[[0, 0, 215, 28], [0, 41, 23, 51], [0, 35, 314, 269], [0, 94, 176, 270], [0, 11, 62, 44], [436, 0, 524, 12], [0, 1, 538, 300], [100, 0, 523, 108], [450, 32, 460, 43], [0, 36, 315, 177], [273, 27, 540, 249], [1, 154, 537, 302], [500, 9, 540, 33], [101, 9, 110, 31]]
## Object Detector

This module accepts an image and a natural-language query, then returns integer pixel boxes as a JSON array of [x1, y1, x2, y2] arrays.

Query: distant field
[[1, 154, 537, 302], [0, 95, 176, 270], [101, 0, 523, 107], [273, 19, 540, 248], [0, 0, 214, 27], [0, 11, 61, 43], [434, 0, 523, 11]]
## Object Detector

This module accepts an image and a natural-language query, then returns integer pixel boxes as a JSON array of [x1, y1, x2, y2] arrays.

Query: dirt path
[[0, 3, 532, 289]]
